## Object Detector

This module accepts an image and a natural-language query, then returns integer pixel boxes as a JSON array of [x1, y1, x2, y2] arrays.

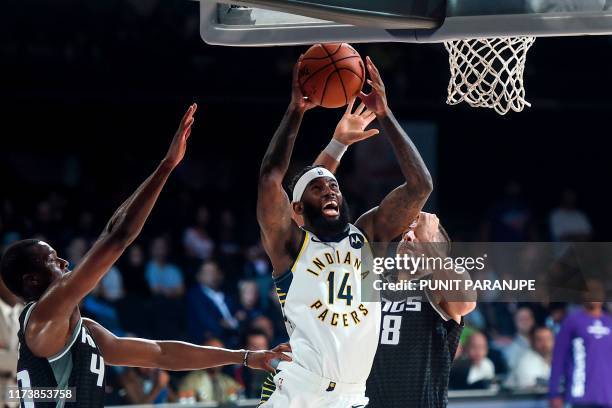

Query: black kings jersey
[[365, 289, 463, 408], [16, 302, 106, 407]]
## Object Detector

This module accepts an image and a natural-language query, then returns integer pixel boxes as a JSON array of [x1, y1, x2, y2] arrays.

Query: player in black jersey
[[366, 212, 475, 408], [0, 104, 290, 407]]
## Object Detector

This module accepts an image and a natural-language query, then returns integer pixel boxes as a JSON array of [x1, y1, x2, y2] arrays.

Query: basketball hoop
[[445, 36, 536, 115]]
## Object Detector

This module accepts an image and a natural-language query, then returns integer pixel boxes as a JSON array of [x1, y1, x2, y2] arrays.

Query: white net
[[445, 36, 536, 115]]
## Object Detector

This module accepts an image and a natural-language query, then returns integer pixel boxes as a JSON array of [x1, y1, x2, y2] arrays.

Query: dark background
[[1, 0, 611, 239]]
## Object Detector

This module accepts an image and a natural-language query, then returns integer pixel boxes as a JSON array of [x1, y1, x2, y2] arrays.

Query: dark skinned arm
[[83, 319, 291, 373], [257, 58, 315, 273], [26, 104, 198, 358], [355, 57, 433, 242]]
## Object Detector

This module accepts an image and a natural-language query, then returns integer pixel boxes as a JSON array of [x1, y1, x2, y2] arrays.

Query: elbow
[[259, 160, 277, 179], [419, 172, 434, 198], [258, 170, 283, 189], [456, 301, 477, 317], [442, 300, 476, 319], [106, 226, 136, 249], [405, 173, 433, 202]]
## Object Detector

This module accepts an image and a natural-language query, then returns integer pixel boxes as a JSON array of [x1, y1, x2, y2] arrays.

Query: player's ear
[[23, 273, 41, 289], [292, 202, 304, 215]]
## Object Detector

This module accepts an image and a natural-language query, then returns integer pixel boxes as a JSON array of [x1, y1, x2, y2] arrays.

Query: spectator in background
[[549, 279, 612, 408], [99, 265, 124, 302], [218, 209, 241, 261], [75, 211, 97, 243], [506, 326, 554, 389], [187, 261, 238, 344], [69, 235, 124, 335], [178, 338, 243, 402], [184, 206, 214, 261], [235, 329, 271, 398], [146, 236, 184, 298], [243, 244, 272, 307], [32, 200, 60, 244], [450, 332, 496, 390], [503, 307, 535, 370], [549, 189, 593, 241], [262, 285, 288, 344], [68, 235, 125, 303], [119, 244, 150, 297], [66, 236, 88, 267], [120, 367, 176, 404], [235, 280, 262, 331], [0, 280, 22, 408], [545, 302, 568, 335], [251, 315, 276, 345], [481, 181, 535, 242]]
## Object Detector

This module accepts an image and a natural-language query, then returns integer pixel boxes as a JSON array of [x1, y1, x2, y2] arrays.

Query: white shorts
[[260, 362, 369, 408]]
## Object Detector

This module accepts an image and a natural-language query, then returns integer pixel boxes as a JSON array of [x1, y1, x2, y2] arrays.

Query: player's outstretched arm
[[26, 104, 197, 358], [355, 57, 433, 242], [258, 58, 314, 273], [313, 97, 379, 173], [83, 319, 291, 373]]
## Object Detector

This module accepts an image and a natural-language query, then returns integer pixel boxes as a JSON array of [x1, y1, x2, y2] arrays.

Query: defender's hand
[[164, 103, 197, 168], [359, 56, 389, 117], [247, 343, 292, 373], [291, 56, 317, 112], [333, 97, 379, 146]]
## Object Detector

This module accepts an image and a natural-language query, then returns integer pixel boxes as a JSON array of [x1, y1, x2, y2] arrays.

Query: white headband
[[292, 167, 337, 203]]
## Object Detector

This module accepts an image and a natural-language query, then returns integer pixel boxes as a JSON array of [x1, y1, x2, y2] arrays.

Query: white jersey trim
[[424, 286, 452, 322]]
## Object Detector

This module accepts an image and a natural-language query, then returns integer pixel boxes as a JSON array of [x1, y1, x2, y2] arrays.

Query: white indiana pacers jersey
[[274, 224, 381, 385]]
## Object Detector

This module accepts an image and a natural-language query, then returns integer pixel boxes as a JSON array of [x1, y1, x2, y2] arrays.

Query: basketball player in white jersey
[[257, 55, 433, 407]]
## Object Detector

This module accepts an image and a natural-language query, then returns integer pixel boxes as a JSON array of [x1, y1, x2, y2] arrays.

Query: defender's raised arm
[[24, 104, 197, 358]]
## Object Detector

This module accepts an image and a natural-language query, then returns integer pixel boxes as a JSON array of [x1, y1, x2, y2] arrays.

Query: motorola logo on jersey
[[349, 233, 364, 249]]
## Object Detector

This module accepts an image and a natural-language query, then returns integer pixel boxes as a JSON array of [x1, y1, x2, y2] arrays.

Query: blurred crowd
[[2, 173, 608, 404], [1, 0, 612, 405]]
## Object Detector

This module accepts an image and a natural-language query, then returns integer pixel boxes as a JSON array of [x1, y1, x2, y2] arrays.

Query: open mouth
[[322, 200, 339, 217]]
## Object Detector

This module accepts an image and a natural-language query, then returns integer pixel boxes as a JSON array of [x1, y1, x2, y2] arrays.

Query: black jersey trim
[[48, 318, 83, 362]]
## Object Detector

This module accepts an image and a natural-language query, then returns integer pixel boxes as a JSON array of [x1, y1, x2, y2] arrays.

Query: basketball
[[298, 43, 366, 108]]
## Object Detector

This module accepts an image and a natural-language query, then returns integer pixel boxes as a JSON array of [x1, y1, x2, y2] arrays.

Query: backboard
[[200, 0, 612, 46]]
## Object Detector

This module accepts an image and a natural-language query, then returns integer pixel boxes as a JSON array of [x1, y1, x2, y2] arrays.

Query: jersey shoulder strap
[[18, 301, 37, 331]]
